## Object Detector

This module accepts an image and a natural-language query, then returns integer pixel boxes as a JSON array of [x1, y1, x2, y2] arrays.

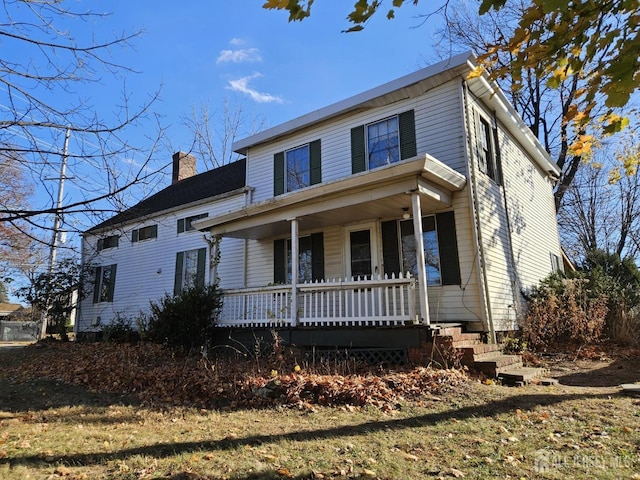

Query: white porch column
[[412, 192, 430, 325], [289, 218, 299, 326]]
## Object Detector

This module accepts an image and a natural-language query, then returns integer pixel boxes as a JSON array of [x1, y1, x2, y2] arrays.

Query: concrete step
[[497, 367, 549, 386]]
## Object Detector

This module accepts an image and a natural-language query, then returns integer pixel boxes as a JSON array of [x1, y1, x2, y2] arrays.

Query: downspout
[[461, 79, 496, 343], [411, 191, 430, 325]]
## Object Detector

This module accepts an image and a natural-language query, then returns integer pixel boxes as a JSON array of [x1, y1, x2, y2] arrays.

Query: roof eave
[[232, 51, 477, 155]]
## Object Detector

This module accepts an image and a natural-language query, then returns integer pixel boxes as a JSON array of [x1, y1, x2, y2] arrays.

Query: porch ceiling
[[195, 154, 466, 240]]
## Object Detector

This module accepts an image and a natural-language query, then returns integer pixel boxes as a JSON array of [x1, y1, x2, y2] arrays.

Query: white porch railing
[[218, 273, 417, 328]]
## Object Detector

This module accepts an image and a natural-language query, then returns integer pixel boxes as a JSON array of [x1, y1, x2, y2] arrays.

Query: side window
[[550, 253, 563, 273], [132, 225, 158, 243], [351, 110, 416, 174], [177, 213, 209, 234], [93, 264, 117, 303], [274, 139, 321, 196], [174, 248, 206, 295], [273, 233, 324, 283], [97, 235, 119, 251], [478, 116, 499, 183]]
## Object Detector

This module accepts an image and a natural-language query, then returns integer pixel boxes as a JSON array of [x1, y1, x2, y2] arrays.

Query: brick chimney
[[172, 151, 197, 184]]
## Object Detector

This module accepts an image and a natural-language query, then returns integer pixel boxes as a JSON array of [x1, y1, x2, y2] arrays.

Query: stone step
[[473, 354, 523, 376], [433, 326, 463, 337], [458, 344, 503, 364], [435, 333, 483, 346], [497, 367, 549, 386]]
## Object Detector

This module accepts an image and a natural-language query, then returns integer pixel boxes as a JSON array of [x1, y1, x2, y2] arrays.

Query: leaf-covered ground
[[0, 341, 467, 411], [0, 341, 639, 479]]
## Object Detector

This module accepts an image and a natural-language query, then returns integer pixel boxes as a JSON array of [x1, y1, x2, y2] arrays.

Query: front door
[[345, 222, 379, 279]]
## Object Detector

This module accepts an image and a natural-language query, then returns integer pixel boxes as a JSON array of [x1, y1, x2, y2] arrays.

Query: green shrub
[[144, 284, 223, 354], [102, 314, 138, 343]]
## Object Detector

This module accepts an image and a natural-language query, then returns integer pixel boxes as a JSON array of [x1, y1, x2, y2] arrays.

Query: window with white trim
[[351, 110, 416, 174], [97, 235, 119, 251], [478, 116, 497, 182], [177, 213, 208, 234], [367, 116, 400, 169], [132, 225, 158, 243], [93, 264, 117, 303], [174, 248, 206, 294]]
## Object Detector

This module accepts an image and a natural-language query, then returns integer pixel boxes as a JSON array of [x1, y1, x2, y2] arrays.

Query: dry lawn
[[0, 341, 639, 480]]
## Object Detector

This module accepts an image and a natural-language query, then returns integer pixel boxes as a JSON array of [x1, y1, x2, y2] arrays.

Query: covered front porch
[[196, 154, 467, 329]]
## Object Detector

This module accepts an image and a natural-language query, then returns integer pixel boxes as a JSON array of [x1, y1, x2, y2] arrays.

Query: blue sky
[[99, 1, 449, 151], [6, 1, 454, 299]]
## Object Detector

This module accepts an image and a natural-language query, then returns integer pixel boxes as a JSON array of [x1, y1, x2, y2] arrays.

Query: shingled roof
[[86, 158, 246, 234]]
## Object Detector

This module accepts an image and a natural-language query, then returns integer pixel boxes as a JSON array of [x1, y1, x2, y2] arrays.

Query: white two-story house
[[78, 52, 562, 347]]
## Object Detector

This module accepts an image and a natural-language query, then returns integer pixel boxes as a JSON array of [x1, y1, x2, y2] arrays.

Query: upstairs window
[[132, 225, 158, 243], [478, 116, 500, 183], [367, 117, 400, 168], [286, 145, 310, 192], [97, 235, 119, 251], [351, 110, 416, 173], [93, 264, 117, 303], [274, 139, 322, 196], [177, 213, 209, 234]]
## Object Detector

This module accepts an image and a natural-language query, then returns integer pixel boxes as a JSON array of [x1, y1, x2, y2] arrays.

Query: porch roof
[[194, 154, 466, 239]]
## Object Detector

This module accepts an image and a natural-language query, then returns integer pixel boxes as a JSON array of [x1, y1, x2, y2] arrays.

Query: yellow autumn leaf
[[608, 167, 622, 184], [262, 0, 289, 9], [466, 66, 484, 80]]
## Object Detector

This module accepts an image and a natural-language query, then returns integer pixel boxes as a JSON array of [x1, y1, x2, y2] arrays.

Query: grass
[[0, 344, 639, 479]]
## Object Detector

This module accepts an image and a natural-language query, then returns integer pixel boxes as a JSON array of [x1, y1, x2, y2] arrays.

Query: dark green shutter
[[196, 248, 206, 287], [309, 139, 322, 185], [381, 220, 401, 276], [436, 212, 461, 285], [310, 232, 324, 281], [97, 239, 104, 251], [177, 219, 185, 234], [274, 151, 285, 196], [151, 224, 158, 238], [106, 265, 117, 301], [351, 125, 366, 173], [92, 267, 101, 303], [273, 239, 286, 283], [174, 251, 184, 295], [399, 109, 417, 160], [492, 125, 503, 186], [132, 229, 139, 243]]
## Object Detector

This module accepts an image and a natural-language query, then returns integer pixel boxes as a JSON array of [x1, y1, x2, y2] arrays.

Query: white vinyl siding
[[246, 81, 466, 203], [468, 98, 562, 331], [78, 194, 246, 332]]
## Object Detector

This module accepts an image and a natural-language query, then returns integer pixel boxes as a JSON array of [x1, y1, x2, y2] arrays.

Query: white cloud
[[227, 74, 284, 104], [216, 47, 262, 64], [229, 38, 245, 46]]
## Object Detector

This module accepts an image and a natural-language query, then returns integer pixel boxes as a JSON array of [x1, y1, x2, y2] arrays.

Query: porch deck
[[218, 273, 418, 328]]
